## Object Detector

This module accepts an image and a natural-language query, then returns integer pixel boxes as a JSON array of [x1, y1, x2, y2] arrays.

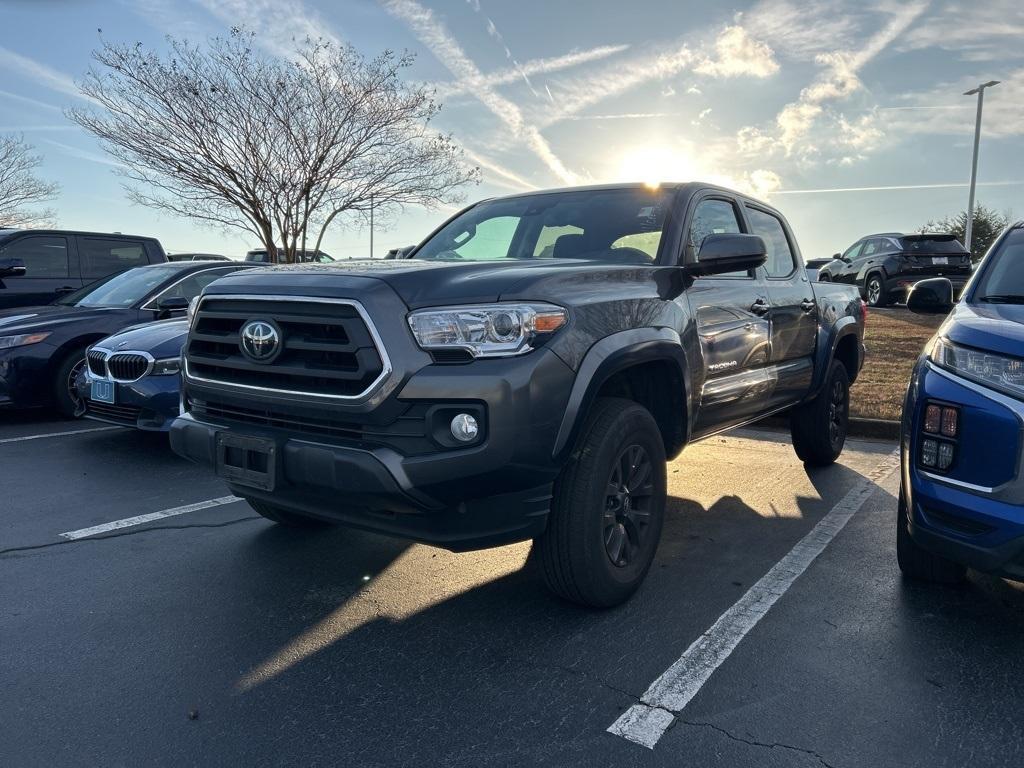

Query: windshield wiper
[[979, 294, 1024, 304]]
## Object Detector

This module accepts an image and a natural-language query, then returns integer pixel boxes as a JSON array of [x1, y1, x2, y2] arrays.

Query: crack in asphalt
[[680, 720, 836, 768], [0, 516, 260, 558]]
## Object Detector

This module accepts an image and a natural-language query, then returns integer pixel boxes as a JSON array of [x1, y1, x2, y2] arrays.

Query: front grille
[[108, 353, 151, 382], [87, 349, 107, 377], [185, 297, 387, 399], [85, 401, 141, 425]]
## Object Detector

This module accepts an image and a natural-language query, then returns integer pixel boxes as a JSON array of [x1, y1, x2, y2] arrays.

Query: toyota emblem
[[239, 319, 282, 363]]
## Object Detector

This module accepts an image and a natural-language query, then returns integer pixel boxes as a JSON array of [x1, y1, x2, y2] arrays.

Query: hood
[[942, 302, 1024, 358], [96, 318, 189, 358], [212, 258, 661, 308], [0, 304, 126, 335]]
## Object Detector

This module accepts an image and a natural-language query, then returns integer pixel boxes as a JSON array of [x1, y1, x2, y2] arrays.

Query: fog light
[[924, 404, 941, 434], [450, 413, 479, 442], [941, 407, 958, 438], [921, 438, 938, 467], [937, 442, 955, 470]]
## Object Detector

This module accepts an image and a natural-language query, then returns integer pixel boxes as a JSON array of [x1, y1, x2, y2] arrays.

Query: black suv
[[0, 229, 167, 309], [817, 232, 971, 307]]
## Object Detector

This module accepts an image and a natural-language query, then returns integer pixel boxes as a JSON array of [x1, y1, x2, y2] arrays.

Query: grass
[[849, 308, 944, 422]]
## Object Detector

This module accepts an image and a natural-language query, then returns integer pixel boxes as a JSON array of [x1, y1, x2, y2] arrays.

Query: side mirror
[[832, 253, 842, 260], [907, 278, 954, 315], [688, 233, 767, 277], [0, 258, 27, 278], [156, 295, 190, 318]]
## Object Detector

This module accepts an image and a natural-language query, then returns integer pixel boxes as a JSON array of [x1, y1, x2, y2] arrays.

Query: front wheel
[[52, 347, 88, 419], [790, 360, 850, 466], [535, 397, 667, 608], [865, 274, 888, 307]]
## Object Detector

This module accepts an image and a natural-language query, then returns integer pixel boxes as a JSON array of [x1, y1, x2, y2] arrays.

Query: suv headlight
[[407, 303, 567, 358], [151, 357, 181, 376], [187, 296, 200, 325], [931, 337, 1024, 399]]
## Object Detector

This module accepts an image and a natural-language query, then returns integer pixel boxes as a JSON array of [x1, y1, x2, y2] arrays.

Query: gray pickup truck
[[171, 183, 866, 607]]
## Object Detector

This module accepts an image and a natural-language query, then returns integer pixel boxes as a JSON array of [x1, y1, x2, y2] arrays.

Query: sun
[[614, 144, 699, 186]]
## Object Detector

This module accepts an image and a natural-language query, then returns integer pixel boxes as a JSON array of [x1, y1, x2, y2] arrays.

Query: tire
[[865, 273, 888, 307], [52, 347, 89, 419], [535, 397, 667, 608], [790, 360, 850, 466], [246, 498, 330, 528], [896, 488, 966, 584]]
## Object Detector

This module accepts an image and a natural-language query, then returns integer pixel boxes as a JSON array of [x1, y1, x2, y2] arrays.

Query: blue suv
[[899, 221, 1024, 583]]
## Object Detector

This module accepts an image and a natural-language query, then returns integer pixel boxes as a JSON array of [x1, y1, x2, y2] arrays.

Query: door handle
[[55, 286, 75, 294], [800, 298, 816, 312], [750, 299, 770, 316]]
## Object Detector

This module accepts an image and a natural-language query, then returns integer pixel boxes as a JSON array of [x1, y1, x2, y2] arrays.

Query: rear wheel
[[896, 489, 966, 584], [790, 360, 849, 466], [535, 397, 667, 608], [52, 347, 88, 419], [246, 498, 330, 528], [865, 274, 888, 307]]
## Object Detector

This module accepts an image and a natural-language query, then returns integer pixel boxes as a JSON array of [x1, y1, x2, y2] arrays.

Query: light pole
[[963, 79, 1000, 254]]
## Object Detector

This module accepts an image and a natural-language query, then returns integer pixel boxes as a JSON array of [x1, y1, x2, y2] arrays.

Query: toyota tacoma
[[170, 183, 866, 607]]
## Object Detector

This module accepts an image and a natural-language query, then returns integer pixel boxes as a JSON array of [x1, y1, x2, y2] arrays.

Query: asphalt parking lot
[[2, 414, 1023, 768]]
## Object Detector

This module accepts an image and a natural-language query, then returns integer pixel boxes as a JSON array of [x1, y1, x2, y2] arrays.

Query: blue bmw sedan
[[899, 221, 1024, 583]]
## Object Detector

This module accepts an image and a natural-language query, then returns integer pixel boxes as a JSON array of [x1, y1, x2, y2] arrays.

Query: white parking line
[[0, 426, 120, 445], [59, 496, 242, 540], [608, 448, 901, 749]]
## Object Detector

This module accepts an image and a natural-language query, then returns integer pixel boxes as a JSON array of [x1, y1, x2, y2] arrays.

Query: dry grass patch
[[849, 309, 944, 422]]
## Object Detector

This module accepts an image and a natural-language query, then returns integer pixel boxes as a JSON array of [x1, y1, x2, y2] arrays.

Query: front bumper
[[82, 370, 181, 431], [171, 347, 576, 551], [0, 342, 59, 409], [902, 361, 1024, 579]]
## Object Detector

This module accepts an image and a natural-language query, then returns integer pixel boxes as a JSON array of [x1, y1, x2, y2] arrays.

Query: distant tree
[[921, 204, 1011, 261], [0, 134, 59, 228], [68, 29, 478, 263]]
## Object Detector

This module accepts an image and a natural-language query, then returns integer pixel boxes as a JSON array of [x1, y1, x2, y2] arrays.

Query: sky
[[0, 0, 1022, 260]]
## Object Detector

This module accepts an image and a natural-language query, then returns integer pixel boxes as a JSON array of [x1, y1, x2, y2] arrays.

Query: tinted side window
[[746, 207, 796, 278], [861, 239, 883, 257], [154, 268, 239, 303], [79, 238, 148, 279], [842, 242, 864, 261], [1, 236, 69, 277], [689, 198, 745, 277]]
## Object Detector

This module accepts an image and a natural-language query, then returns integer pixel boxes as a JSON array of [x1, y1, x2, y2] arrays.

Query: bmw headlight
[[0, 332, 51, 350], [151, 357, 181, 376], [407, 303, 567, 358], [931, 337, 1024, 399]]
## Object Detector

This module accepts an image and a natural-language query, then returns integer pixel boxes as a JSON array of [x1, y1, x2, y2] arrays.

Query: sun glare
[[615, 144, 699, 186]]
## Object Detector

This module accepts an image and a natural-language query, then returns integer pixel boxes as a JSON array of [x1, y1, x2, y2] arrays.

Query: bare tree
[[0, 135, 59, 228], [69, 29, 478, 262]]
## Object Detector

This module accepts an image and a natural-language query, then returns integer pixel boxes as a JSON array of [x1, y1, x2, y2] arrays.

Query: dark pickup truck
[[170, 183, 866, 607]]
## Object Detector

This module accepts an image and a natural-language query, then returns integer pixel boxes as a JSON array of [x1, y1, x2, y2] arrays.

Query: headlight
[[931, 337, 1024, 399], [187, 296, 200, 324], [407, 303, 567, 358], [0, 332, 51, 350], [151, 357, 181, 376]]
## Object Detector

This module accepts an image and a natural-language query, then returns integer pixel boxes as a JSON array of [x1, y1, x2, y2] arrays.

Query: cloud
[[897, 0, 1024, 61], [435, 44, 630, 98], [739, 0, 864, 60], [381, 0, 578, 184], [563, 112, 677, 122], [0, 46, 84, 101], [774, 180, 1024, 195], [0, 88, 63, 113], [42, 138, 126, 169], [694, 26, 779, 78], [191, 0, 341, 55], [461, 148, 535, 192]]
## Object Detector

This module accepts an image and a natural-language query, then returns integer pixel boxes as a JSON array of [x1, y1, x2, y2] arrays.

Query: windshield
[[415, 187, 674, 264], [972, 228, 1024, 300], [66, 266, 177, 308]]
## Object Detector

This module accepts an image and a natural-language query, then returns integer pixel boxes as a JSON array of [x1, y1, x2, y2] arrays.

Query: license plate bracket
[[932, 256, 949, 265], [215, 433, 277, 491], [90, 379, 115, 404]]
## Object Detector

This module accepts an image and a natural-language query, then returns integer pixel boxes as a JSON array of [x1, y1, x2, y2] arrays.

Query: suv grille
[[87, 349, 108, 377], [185, 297, 388, 399], [108, 353, 151, 382]]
